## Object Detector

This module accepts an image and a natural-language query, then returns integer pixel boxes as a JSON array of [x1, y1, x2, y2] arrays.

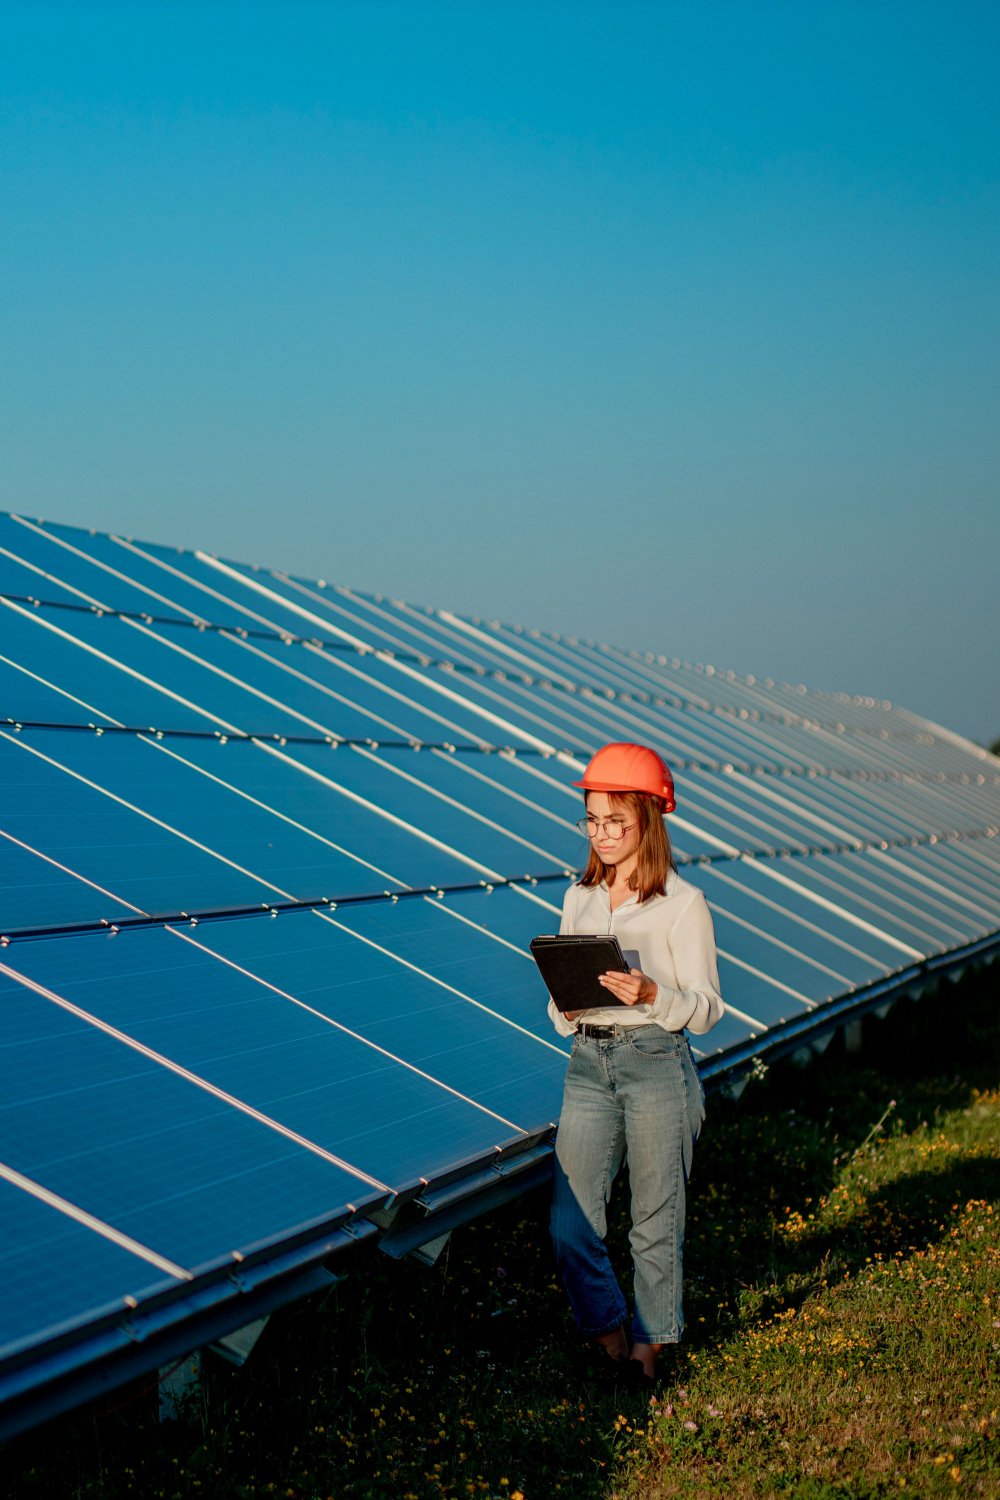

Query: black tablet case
[[530, 934, 630, 1011]]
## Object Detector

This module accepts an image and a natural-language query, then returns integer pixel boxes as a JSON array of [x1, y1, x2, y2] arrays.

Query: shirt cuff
[[647, 982, 690, 1031], [547, 999, 578, 1037]]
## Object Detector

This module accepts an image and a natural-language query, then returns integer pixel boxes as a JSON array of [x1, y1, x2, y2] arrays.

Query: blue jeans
[[550, 1026, 705, 1345]]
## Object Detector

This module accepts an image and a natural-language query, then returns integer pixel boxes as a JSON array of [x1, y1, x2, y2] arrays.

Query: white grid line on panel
[[924, 841, 1000, 911], [708, 900, 851, 987], [111, 540, 759, 757], [0, 649, 585, 979], [503, 750, 586, 801], [85, 539, 561, 754], [0, 731, 299, 903], [0, 825, 863, 1011], [9, 515, 988, 763], [0, 846, 563, 1139], [166, 927, 531, 1132], [390, 605, 687, 776], [195, 550, 383, 650], [0, 545, 113, 615], [609, 646, 820, 727], [0, 1160, 192, 1280], [7, 528, 995, 798], [254, 741, 509, 880], [0, 650, 512, 909], [0, 650, 121, 727], [203, 553, 616, 756], [308, 636, 493, 743], [118, 617, 349, 738], [280, 575, 494, 673], [0, 962, 389, 1193], [716, 948, 815, 1009], [6, 524, 426, 750], [437, 610, 580, 688], [524, 629, 914, 756], [111, 532, 314, 636], [239, 634, 440, 743], [351, 745, 568, 865], [505, 629, 768, 734], [143, 734, 588, 935], [868, 846, 998, 927], [430, 749, 581, 832], [11, 516, 214, 626], [4, 708, 984, 982], [696, 863, 892, 968], [424, 893, 538, 960], [726, 768, 870, 847], [198, 554, 561, 752], [0, 599, 242, 733], [462, 631, 694, 747], [808, 853, 970, 945], [375, 595, 589, 681], [694, 988, 769, 1031], [0, 828, 145, 917], [0, 731, 576, 1062], [597, 639, 884, 738], [678, 795, 812, 859], [749, 861, 923, 959], [670, 816, 742, 857], [106, 533, 522, 754], [143, 737, 411, 889], [336, 642, 560, 753], [773, 851, 956, 950], [0, 677, 465, 943], [311, 907, 569, 1060], [395, 603, 645, 707], [684, 782, 958, 946], [674, 795, 924, 959], [6, 522, 981, 1017], [0, 689, 516, 931], [506, 882, 565, 918], [436, 633, 720, 759]]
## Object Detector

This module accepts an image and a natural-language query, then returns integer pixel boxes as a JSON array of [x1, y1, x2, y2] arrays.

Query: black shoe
[[588, 1351, 655, 1394], [585, 1347, 631, 1391], [597, 1356, 629, 1388], [620, 1359, 656, 1393]]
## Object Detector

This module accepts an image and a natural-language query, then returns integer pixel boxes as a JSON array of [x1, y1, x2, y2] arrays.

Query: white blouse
[[547, 870, 725, 1039]]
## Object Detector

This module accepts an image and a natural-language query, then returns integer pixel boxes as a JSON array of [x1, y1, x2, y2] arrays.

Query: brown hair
[[578, 791, 674, 902]]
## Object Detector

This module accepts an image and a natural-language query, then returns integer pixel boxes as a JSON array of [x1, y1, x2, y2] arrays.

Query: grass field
[[4, 967, 998, 1500]]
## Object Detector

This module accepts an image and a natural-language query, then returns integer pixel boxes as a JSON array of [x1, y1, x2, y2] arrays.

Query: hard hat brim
[[572, 777, 661, 793], [573, 776, 674, 812]]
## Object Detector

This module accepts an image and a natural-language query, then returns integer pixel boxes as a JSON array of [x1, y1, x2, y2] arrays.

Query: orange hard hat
[[573, 742, 676, 814]]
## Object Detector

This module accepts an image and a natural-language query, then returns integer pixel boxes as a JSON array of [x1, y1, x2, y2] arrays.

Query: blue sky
[[2, 1, 997, 742]]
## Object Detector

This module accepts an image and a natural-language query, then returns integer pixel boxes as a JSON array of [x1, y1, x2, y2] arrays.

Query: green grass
[[4, 967, 999, 1500], [612, 1100, 998, 1499]]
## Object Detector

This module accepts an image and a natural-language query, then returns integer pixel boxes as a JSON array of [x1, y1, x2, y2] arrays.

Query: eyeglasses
[[577, 816, 636, 841]]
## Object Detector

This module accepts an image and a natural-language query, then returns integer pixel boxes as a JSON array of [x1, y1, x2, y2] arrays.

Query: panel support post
[[843, 1017, 863, 1055], [159, 1353, 202, 1423]]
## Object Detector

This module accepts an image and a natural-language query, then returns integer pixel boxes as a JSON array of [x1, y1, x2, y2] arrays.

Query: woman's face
[[585, 791, 643, 869]]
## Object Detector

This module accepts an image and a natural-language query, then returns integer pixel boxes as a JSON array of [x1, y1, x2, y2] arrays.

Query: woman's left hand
[[598, 968, 657, 1007]]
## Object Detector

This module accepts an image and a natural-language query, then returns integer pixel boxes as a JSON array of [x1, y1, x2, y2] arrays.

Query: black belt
[[578, 1022, 683, 1040], [577, 1022, 636, 1040]]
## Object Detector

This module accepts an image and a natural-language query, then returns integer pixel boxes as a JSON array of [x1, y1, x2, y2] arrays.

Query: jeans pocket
[[627, 1026, 680, 1055]]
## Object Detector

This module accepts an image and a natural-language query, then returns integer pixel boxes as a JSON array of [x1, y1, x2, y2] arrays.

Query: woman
[[548, 741, 724, 1387]]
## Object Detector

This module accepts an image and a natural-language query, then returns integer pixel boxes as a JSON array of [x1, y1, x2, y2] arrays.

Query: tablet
[[530, 934, 631, 1012]]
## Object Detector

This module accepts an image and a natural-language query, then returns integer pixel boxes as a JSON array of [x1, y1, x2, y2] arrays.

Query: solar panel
[[1, 509, 998, 1436]]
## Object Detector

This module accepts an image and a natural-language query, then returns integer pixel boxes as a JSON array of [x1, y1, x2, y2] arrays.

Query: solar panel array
[[2, 510, 998, 1433]]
